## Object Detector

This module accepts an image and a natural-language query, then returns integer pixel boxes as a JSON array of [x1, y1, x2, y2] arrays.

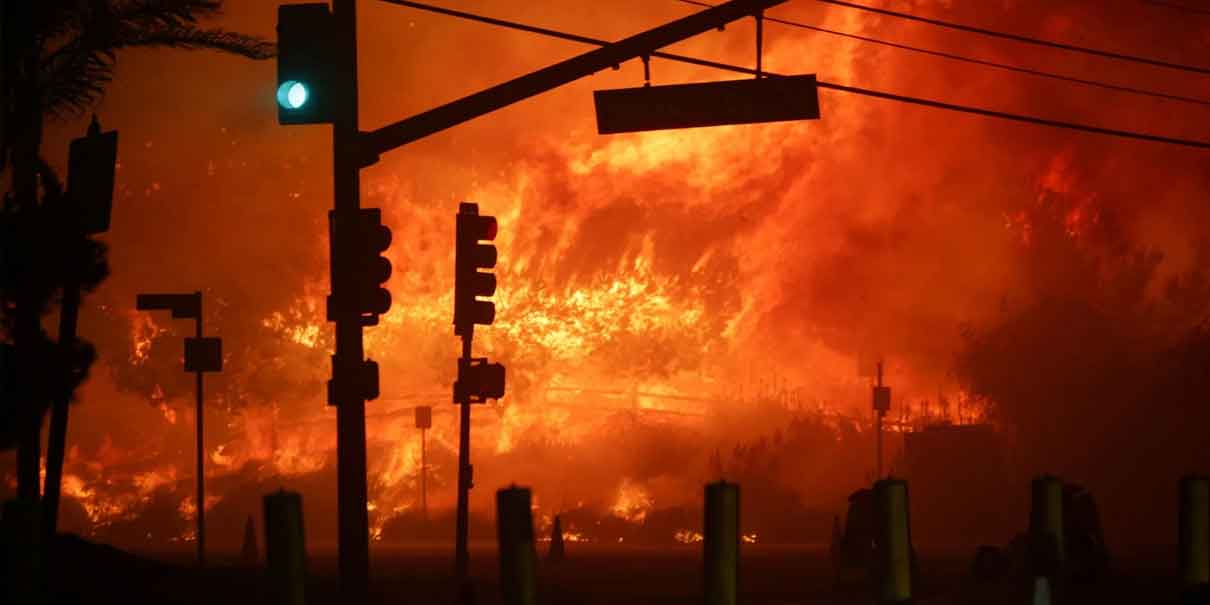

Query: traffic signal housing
[[454, 203, 498, 337], [353, 208, 392, 326], [454, 357, 505, 404], [276, 3, 336, 125]]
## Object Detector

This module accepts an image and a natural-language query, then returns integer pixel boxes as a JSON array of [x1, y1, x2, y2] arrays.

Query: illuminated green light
[[277, 80, 309, 110]]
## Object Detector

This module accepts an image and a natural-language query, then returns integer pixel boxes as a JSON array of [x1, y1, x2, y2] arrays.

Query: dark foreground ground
[[25, 536, 1194, 604]]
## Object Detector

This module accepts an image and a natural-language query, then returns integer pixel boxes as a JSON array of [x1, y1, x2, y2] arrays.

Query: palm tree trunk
[[9, 0, 45, 508]]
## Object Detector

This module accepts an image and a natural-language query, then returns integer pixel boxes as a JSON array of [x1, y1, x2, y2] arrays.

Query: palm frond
[[38, 0, 274, 118], [116, 25, 275, 60], [110, 0, 224, 26]]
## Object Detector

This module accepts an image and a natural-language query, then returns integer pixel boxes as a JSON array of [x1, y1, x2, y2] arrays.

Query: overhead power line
[[1142, 0, 1210, 16], [380, 0, 1210, 150], [815, 0, 1210, 76], [677, 0, 1210, 107]]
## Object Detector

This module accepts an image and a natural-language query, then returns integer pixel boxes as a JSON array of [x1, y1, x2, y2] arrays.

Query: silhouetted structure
[[873, 478, 913, 603], [242, 515, 259, 565], [548, 514, 566, 562], [704, 481, 740, 605], [834, 488, 876, 583], [136, 291, 222, 566], [497, 486, 538, 605], [264, 490, 306, 605], [1179, 476, 1210, 594]]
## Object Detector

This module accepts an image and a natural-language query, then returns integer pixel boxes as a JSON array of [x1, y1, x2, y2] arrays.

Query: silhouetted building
[[904, 423, 1009, 546]]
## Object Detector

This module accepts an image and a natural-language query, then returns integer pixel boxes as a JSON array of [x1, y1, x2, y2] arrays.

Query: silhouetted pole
[[42, 259, 79, 540], [242, 515, 260, 565], [872, 362, 891, 480], [136, 291, 219, 566], [330, 0, 371, 599], [264, 490, 307, 605], [195, 302, 206, 565], [1180, 476, 1210, 592], [874, 478, 912, 603], [1030, 475, 1065, 580], [497, 486, 538, 605], [548, 514, 565, 562], [704, 481, 740, 605], [416, 406, 432, 520], [456, 336, 473, 593]]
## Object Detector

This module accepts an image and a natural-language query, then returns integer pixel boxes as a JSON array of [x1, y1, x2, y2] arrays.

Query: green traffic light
[[277, 80, 309, 110]]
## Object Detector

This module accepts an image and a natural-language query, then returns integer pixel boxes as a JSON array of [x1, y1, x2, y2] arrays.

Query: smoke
[[3, 0, 1208, 550]]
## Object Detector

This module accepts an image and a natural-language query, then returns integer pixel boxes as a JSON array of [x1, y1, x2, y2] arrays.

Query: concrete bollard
[[874, 478, 913, 603], [263, 489, 307, 605], [1180, 476, 1210, 589], [704, 481, 740, 605], [497, 486, 538, 605], [1030, 476, 1065, 576]]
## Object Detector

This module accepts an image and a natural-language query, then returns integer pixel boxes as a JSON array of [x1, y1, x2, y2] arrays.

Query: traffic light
[[454, 357, 506, 404], [454, 202, 498, 337], [276, 3, 336, 125], [353, 208, 392, 326]]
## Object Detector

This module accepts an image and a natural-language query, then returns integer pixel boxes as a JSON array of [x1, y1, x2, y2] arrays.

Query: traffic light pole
[[43, 262, 80, 541], [455, 334, 473, 595], [331, 0, 371, 600]]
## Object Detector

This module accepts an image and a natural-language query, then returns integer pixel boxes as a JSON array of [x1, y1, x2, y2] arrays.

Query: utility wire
[[1142, 0, 1210, 16], [378, 0, 1210, 150], [815, 0, 1210, 76], [678, 0, 1210, 107]]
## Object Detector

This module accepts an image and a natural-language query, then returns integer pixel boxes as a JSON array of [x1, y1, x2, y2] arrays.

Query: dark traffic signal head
[[355, 208, 392, 325], [277, 3, 335, 125], [454, 203, 499, 337], [454, 358, 506, 404]]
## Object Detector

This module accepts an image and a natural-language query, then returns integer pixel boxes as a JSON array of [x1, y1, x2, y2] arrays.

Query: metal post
[[496, 486, 538, 605], [455, 335, 473, 597], [264, 489, 307, 605], [195, 293, 206, 566], [43, 272, 80, 539], [331, 0, 370, 599], [421, 427, 428, 520], [876, 362, 884, 480], [704, 481, 740, 605]]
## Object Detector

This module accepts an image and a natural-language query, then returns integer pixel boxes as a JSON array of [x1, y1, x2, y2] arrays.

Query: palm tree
[[0, 0, 273, 529]]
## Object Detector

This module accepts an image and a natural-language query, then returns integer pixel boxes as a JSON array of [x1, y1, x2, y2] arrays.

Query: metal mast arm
[[365, 0, 786, 156]]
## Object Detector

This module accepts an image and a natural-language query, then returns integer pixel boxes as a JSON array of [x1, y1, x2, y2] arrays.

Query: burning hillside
[[3, 0, 1209, 551]]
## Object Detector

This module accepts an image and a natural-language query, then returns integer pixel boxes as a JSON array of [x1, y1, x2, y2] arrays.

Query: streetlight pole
[[194, 293, 206, 566], [135, 291, 222, 566]]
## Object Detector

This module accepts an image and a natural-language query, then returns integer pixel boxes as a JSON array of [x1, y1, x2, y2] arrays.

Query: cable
[[815, 0, 1210, 76], [1142, 0, 1210, 16], [379, 0, 1210, 150], [677, 0, 1210, 107]]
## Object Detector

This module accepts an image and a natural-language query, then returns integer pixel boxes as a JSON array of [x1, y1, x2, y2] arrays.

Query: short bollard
[[875, 478, 912, 603], [1180, 476, 1210, 590], [497, 486, 538, 605], [1030, 475, 1065, 576], [263, 489, 306, 605], [704, 481, 740, 605]]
